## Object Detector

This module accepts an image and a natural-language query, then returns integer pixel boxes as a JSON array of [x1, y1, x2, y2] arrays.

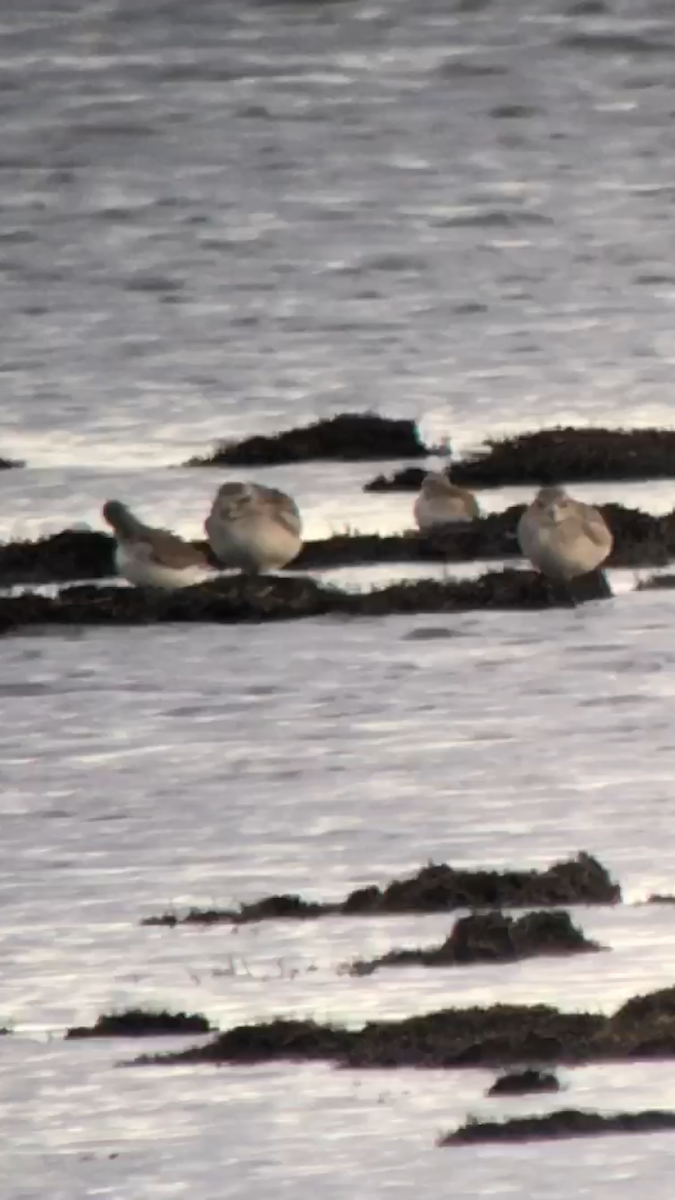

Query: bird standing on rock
[[205, 482, 303, 573], [517, 486, 613, 581], [414, 471, 480, 531], [102, 500, 213, 589]]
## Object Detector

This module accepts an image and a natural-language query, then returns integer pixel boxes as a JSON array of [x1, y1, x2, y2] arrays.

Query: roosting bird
[[413, 471, 480, 531], [102, 500, 212, 589], [205, 482, 302, 573], [517, 486, 613, 581]]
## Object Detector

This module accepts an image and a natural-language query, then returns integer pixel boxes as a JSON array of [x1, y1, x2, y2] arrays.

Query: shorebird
[[517, 486, 613, 580], [414, 471, 480, 531], [205, 482, 302, 573], [102, 500, 212, 589]]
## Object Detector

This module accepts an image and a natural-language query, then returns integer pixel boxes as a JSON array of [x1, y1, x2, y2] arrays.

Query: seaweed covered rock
[[439, 1108, 675, 1146], [0, 568, 603, 637], [365, 467, 428, 493], [365, 427, 675, 489], [0, 529, 115, 586], [450, 427, 675, 488], [135, 984, 675, 1071], [487, 1068, 560, 1097], [135, 1002, 604, 1069], [295, 510, 525, 571], [598, 985, 675, 1057], [142, 852, 620, 927], [0, 455, 22, 470], [136, 1018, 351, 1066], [347, 910, 602, 974], [184, 413, 433, 466], [66, 1008, 213, 1038]]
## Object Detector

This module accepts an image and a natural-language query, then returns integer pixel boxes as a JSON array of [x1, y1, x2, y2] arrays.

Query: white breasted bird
[[102, 500, 213, 589], [414, 471, 480, 531], [205, 482, 302, 573], [517, 485, 613, 581]]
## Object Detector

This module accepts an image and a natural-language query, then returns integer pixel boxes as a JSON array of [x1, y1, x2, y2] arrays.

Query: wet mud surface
[[0, 569, 607, 636], [65, 1009, 213, 1039], [134, 983, 675, 1071], [365, 427, 675, 490], [345, 911, 602, 975], [142, 853, 620, 927], [439, 1108, 675, 1146], [486, 1068, 561, 1097], [184, 413, 432, 466], [1, 499, 671, 590]]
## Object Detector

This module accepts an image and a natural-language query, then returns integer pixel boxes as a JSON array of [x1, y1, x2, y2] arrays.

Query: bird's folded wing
[[148, 531, 209, 568], [582, 511, 612, 547]]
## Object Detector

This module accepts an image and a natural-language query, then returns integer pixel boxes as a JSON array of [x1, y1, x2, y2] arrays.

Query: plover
[[205, 482, 302, 573], [517, 485, 613, 580], [102, 500, 212, 589], [414, 471, 480, 530]]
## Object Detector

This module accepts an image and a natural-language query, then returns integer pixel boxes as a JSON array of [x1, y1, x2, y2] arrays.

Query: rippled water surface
[[3, 0, 675, 1195]]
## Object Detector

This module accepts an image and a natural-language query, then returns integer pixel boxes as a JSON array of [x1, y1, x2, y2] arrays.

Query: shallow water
[[3, 0, 675, 1195]]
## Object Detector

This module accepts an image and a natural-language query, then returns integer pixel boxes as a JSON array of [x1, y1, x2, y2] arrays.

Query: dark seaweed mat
[[487, 1068, 560, 1097], [66, 1008, 213, 1038], [365, 427, 675, 490], [184, 413, 433, 466], [346, 911, 602, 975], [133, 984, 675, 1070], [0, 569, 602, 636], [0, 500, 670, 588], [142, 852, 620, 928], [439, 1108, 675, 1146], [0, 456, 21, 470]]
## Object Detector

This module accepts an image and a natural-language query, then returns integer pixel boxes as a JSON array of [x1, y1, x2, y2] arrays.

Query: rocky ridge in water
[[66, 1009, 213, 1039], [142, 852, 620, 926], [366, 427, 675, 491], [439, 1108, 675, 1146], [184, 413, 435, 466], [344, 910, 603, 975], [0, 569, 612, 636], [131, 983, 675, 1070]]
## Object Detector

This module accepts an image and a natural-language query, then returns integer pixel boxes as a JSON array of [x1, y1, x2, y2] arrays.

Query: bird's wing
[[259, 487, 302, 534], [579, 506, 613, 548], [146, 530, 209, 569]]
